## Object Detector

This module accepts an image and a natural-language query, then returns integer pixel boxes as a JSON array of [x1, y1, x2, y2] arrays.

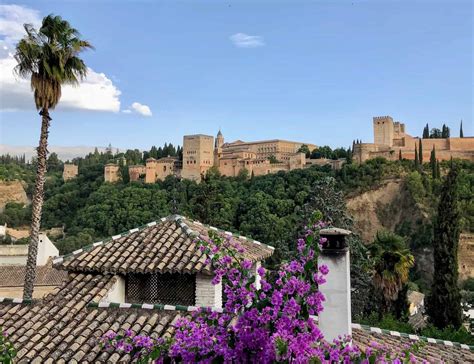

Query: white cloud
[[122, 109, 132, 114], [131, 102, 152, 116], [230, 33, 265, 48], [0, 4, 121, 112]]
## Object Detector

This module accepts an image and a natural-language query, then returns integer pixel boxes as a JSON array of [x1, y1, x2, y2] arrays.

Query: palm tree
[[14, 15, 92, 299], [369, 231, 415, 310]]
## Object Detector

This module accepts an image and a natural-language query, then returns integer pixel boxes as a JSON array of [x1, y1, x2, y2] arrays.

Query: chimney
[[318, 227, 352, 342]]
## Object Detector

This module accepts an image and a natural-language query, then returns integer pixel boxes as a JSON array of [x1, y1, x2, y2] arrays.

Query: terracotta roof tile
[[54, 215, 274, 275], [0, 273, 471, 362], [0, 261, 67, 287]]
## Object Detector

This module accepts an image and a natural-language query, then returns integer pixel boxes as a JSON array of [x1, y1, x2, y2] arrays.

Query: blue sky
[[0, 0, 472, 151]]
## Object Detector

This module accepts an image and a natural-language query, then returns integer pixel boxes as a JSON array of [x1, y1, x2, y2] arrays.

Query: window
[[126, 273, 196, 306]]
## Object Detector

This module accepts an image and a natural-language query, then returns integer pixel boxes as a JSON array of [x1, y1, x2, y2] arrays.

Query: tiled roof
[[53, 215, 274, 275], [1, 274, 472, 363], [0, 261, 67, 287]]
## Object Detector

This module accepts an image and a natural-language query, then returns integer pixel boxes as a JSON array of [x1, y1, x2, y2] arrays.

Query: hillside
[[0, 180, 29, 212]]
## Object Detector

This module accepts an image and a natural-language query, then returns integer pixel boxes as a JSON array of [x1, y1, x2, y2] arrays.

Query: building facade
[[103, 131, 335, 182], [181, 134, 215, 181], [353, 116, 474, 164]]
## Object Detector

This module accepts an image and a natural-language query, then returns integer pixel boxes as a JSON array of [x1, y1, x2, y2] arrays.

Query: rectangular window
[[126, 273, 196, 306]]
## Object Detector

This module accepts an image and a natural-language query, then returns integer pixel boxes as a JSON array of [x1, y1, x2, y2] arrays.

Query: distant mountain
[[0, 144, 111, 161]]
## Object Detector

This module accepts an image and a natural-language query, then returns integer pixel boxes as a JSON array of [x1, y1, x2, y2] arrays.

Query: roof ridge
[[86, 300, 473, 351], [52, 216, 174, 266], [181, 216, 275, 251], [52, 214, 273, 269], [351, 323, 473, 351], [0, 297, 35, 305]]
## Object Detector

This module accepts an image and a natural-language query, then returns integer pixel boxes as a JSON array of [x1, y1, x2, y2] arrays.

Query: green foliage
[[418, 141, 423, 165], [420, 325, 474, 346], [460, 120, 464, 138], [427, 163, 463, 329], [429, 128, 442, 139], [268, 155, 279, 164], [300, 177, 372, 317], [310, 145, 350, 160], [405, 171, 425, 203], [369, 231, 414, 310], [359, 312, 414, 334], [0, 203, 31, 227], [0, 327, 16, 364], [358, 314, 474, 346], [422, 123, 429, 139], [296, 144, 311, 158]]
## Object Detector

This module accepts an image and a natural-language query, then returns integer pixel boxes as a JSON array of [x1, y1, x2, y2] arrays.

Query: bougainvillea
[[102, 221, 422, 363]]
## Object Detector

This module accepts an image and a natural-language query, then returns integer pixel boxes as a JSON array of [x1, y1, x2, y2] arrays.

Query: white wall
[[104, 276, 126, 303], [318, 250, 352, 342], [0, 234, 59, 266], [195, 274, 222, 308], [37, 234, 59, 265]]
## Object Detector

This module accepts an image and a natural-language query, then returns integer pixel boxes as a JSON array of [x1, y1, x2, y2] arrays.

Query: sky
[[0, 0, 472, 152]]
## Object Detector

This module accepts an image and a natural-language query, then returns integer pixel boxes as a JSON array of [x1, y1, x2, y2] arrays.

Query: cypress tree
[[423, 123, 430, 138], [398, 149, 402, 161], [460, 120, 464, 138], [430, 146, 437, 179], [414, 144, 419, 168], [418, 140, 423, 165], [427, 162, 462, 329], [436, 160, 441, 179]]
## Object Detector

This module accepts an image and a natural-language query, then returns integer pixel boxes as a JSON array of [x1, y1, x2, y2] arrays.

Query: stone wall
[[104, 164, 120, 183], [128, 165, 146, 182], [459, 233, 474, 281], [62, 164, 78, 181]]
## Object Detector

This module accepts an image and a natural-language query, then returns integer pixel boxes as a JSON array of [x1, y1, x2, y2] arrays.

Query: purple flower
[[319, 264, 329, 275]]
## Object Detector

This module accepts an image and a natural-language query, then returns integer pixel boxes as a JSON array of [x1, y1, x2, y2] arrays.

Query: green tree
[[14, 15, 92, 299], [369, 231, 414, 312], [268, 155, 279, 164], [430, 146, 437, 179], [430, 128, 442, 139], [460, 120, 464, 138], [297, 144, 310, 158], [418, 140, 423, 165], [422, 123, 430, 138], [46, 152, 61, 172], [441, 124, 450, 138], [414, 143, 419, 168], [398, 150, 402, 161], [427, 163, 462, 329]]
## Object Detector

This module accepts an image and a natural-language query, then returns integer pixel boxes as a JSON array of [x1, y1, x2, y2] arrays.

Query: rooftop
[[53, 215, 274, 275], [0, 260, 67, 287], [1, 273, 471, 363]]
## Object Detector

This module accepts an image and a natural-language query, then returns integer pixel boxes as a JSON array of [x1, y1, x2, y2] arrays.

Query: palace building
[[353, 116, 474, 164]]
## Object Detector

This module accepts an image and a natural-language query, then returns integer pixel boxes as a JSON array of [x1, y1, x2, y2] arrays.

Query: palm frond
[[13, 14, 93, 110]]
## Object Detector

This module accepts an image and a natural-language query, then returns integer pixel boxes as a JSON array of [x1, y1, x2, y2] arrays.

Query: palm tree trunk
[[23, 108, 51, 300]]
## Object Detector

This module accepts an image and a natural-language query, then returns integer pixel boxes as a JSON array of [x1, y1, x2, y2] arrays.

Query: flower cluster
[[102, 222, 422, 363]]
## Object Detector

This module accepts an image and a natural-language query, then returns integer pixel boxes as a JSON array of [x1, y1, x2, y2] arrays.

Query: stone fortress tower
[[181, 134, 215, 181], [104, 163, 120, 183], [62, 164, 78, 181], [353, 115, 474, 164], [214, 130, 224, 167]]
